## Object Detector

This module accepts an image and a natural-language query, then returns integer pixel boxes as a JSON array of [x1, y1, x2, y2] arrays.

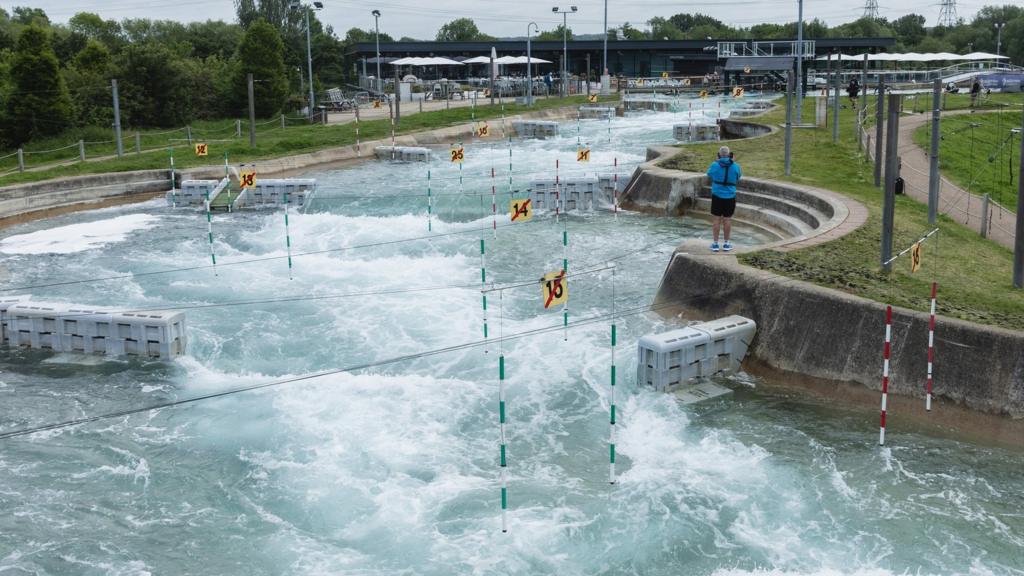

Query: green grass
[[0, 95, 613, 187], [659, 95, 1024, 331], [912, 106, 1023, 212]]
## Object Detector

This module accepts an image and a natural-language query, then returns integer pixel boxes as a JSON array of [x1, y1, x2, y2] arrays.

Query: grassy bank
[[911, 106, 1023, 212], [0, 95, 614, 187], [660, 95, 1024, 331]]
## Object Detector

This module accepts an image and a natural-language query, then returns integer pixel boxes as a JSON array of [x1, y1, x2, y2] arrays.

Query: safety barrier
[[234, 179, 317, 209], [512, 120, 559, 139], [577, 106, 614, 120], [0, 298, 186, 360], [374, 146, 431, 162], [636, 315, 756, 392], [673, 123, 721, 142]]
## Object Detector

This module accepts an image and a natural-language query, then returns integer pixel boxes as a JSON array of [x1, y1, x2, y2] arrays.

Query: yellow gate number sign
[[587, 94, 598, 103], [743, 66, 751, 74], [910, 242, 921, 273], [239, 169, 257, 189], [541, 270, 567, 309], [373, 100, 381, 109], [477, 123, 489, 137], [577, 147, 591, 163], [661, 71, 669, 78], [450, 146, 464, 163], [699, 89, 708, 98], [733, 86, 745, 97], [194, 143, 208, 157], [510, 198, 532, 222]]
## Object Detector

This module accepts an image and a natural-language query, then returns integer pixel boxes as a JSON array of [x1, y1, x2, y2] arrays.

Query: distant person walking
[[544, 72, 553, 94], [970, 78, 982, 107], [847, 78, 860, 106], [706, 145, 742, 252]]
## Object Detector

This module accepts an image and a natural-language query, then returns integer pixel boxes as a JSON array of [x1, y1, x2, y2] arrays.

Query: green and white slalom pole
[[507, 135, 513, 197], [283, 191, 293, 280], [497, 290, 508, 532], [223, 152, 232, 210], [204, 192, 217, 276], [500, 102, 506, 139], [490, 147, 497, 239], [479, 161, 488, 352], [576, 108, 581, 148], [609, 264, 618, 484], [607, 108, 612, 143], [426, 166, 433, 232], [169, 146, 177, 208], [562, 216, 568, 341]]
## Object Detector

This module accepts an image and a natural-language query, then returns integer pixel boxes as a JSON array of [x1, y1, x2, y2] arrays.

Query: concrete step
[[731, 190, 829, 230], [694, 198, 813, 238]]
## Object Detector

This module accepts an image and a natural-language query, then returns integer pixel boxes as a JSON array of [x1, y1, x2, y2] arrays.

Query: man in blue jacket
[[706, 145, 741, 252]]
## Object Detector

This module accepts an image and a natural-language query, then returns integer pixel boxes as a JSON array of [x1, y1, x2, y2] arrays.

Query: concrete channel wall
[[656, 253, 1024, 418], [0, 107, 581, 223]]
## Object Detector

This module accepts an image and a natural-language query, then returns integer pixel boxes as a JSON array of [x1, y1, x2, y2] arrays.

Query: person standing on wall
[[970, 78, 982, 107], [707, 145, 741, 252]]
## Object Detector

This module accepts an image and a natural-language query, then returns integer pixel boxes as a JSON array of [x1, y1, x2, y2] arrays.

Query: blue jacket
[[707, 157, 741, 199]]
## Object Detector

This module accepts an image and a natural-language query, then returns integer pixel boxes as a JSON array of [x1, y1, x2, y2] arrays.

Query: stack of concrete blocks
[[512, 120, 559, 139], [577, 106, 614, 119], [169, 178, 228, 207], [529, 177, 600, 211], [624, 99, 673, 112], [596, 173, 629, 206], [637, 315, 756, 391], [238, 179, 317, 209], [0, 299, 187, 360], [374, 146, 431, 162], [673, 123, 720, 142]]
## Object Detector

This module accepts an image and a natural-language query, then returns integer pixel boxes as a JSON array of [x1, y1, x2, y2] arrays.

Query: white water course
[[0, 98, 1022, 575]]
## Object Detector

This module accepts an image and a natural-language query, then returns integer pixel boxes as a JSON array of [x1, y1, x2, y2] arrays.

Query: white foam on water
[[0, 214, 158, 255]]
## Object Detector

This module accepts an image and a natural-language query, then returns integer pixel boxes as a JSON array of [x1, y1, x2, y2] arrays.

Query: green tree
[[435, 18, 493, 42], [234, 19, 288, 117], [4, 25, 72, 144], [116, 42, 191, 126], [537, 24, 574, 41], [68, 12, 124, 50], [648, 17, 683, 40], [892, 14, 926, 49]]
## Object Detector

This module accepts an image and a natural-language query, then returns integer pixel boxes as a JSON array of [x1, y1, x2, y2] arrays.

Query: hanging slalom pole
[[497, 291, 509, 533], [562, 216, 568, 341], [223, 152, 232, 210], [169, 146, 177, 208], [426, 166, 433, 232], [880, 305, 892, 445], [555, 158, 561, 221], [491, 153, 497, 239], [613, 157, 619, 219], [926, 282, 937, 411], [204, 194, 217, 276], [283, 191, 294, 280], [507, 135, 513, 196], [576, 108, 581, 148], [609, 264, 618, 484]]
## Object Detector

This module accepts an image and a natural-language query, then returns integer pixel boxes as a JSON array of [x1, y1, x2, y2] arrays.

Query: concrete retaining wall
[[656, 253, 1024, 417]]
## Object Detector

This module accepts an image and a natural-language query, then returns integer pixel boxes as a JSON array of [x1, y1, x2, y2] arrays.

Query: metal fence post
[[980, 193, 990, 238], [17, 148, 24, 172], [881, 93, 900, 272], [874, 79, 885, 188], [928, 79, 942, 225], [186, 125, 193, 145], [135, 131, 141, 155], [79, 140, 85, 162]]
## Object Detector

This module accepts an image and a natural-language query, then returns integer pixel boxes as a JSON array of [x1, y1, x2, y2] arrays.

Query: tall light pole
[[602, 0, 608, 94], [795, 0, 804, 123], [552, 6, 577, 98], [290, 1, 322, 119], [527, 22, 539, 105], [372, 9, 382, 93], [995, 22, 1005, 57]]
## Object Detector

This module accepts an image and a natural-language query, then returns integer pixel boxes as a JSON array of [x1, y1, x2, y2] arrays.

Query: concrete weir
[[623, 145, 1024, 417]]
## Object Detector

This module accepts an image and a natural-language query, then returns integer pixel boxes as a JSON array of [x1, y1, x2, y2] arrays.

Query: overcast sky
[[5, 0, 998, 38]]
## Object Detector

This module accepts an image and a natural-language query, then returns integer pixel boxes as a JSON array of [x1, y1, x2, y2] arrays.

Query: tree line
[[0, 3, 1020, 148]]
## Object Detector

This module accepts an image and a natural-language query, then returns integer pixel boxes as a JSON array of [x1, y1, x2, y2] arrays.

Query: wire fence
[[0, 115, 323, 181]]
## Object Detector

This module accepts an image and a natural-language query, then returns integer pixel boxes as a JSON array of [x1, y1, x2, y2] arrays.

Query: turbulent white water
[[0, 100, 1022, 575]]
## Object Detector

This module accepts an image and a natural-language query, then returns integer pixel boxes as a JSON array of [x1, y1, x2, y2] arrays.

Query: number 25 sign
[[450, 146, 465, 163]]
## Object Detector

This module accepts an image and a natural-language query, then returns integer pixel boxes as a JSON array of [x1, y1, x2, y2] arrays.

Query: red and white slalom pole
[[555, 158, 561, 220], [880, 305, 892, 446], [926, 282, 937, 411]]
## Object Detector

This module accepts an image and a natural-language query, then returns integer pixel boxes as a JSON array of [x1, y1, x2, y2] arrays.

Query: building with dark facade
[[346, 37, 896, 81]]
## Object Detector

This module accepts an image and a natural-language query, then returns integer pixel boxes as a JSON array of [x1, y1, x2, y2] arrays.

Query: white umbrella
[[463, 56, 491, 64]]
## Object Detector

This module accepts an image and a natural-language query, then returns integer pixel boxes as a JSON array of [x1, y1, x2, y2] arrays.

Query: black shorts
[[710, 195, 736, 218]]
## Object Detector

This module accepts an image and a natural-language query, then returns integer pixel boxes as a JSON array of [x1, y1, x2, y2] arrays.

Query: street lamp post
[[552, 6, 578, 98], [372, 9, 382, 94], [602, 0, 608, 94], [795, 0, 804, 123], [290, 1, 323, 119], [527, 22, 539, 105], [995, 22, 1005, 57]]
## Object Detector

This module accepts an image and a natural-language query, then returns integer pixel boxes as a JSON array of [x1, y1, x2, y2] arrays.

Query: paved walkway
[[863, 108, 1016, 249]]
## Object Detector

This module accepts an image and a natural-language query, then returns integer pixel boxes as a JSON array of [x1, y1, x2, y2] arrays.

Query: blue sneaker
[[723, 242, 733, 252], [710, 242, 720, 252]]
